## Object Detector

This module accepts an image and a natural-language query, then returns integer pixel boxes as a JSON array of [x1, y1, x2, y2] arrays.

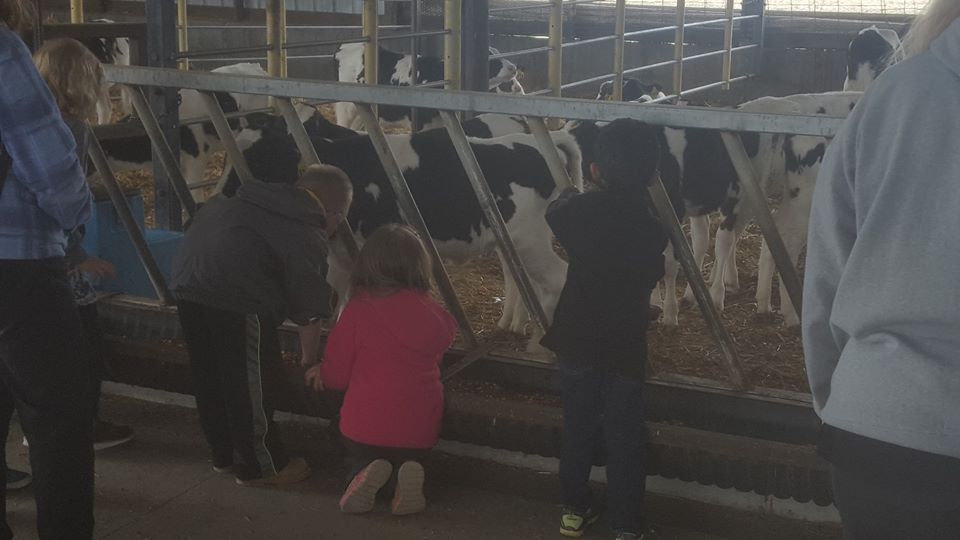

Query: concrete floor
[[4, 395, 841, 539]]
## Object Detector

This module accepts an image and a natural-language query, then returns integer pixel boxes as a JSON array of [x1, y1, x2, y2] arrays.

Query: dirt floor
[[109, 102, 809, 394], [5, 395, 840, 539]]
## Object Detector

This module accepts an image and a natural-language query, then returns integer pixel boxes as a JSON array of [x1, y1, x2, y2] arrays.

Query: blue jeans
[[559, 360, 647, 533]]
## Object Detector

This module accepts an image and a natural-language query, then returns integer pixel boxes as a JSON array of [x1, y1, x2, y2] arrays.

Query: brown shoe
[[391, 461, 426, 515], [235, 457, 312, 487]]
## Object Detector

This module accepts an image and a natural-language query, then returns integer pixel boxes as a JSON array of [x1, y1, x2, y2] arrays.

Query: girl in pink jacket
[[306, 224, 457, 515]]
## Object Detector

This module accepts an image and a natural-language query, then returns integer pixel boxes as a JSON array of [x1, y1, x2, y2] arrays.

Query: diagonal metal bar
[[439, 110, 550, 333], [721, 132, 803, 321], [86, 126, 175, 305], [275, 98, 360, 262], [126, 86, 198, 218], [525, 116, 575, 190], [197, 91, 255, 190], [647, 175, 747, 390], [355, 105, 478, 349], [441, 344, 497, 382]]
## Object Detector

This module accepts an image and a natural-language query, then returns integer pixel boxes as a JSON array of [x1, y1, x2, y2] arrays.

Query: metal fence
[[96, 64, 844, 391]]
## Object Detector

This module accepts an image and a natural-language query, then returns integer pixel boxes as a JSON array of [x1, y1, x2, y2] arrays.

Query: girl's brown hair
[[0, 0, 33, 35], [352, 224, 434, 296], [33, 38, 105, 121]]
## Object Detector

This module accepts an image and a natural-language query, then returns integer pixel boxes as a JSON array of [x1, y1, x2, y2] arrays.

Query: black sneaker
[[5, 468, 31, 491], [560, 506, 601, 538], [94, 420, 134, 451]]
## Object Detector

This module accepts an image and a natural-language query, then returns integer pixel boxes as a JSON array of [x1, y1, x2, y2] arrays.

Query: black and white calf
[[229, 113, 583, 348], [334, 43, 522, 131], [100, 63, 308, 200], [79, 19, 133, 124], [596, 78, 666, 103], [843, 26, 900, 91]]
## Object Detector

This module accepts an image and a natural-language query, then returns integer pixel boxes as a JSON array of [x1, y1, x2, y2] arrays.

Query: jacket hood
[[931, 19, 960, 79], [236, 180, 326, 228], [362, 290, 456, 356]]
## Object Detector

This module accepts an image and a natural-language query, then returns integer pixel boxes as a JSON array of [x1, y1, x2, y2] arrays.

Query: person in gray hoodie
[[803, 1, 960, 537], [172, 164, 352, 487]]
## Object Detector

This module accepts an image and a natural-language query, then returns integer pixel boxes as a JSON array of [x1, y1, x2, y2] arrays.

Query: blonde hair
[[297, 164, 353, 217], [352, 224, 433, 296], [0, 0, 32, 35], [896, 0, 960, 60], [33, 38, 105, 121]]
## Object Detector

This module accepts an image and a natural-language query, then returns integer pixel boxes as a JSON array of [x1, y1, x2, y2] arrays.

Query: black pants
[[820, 425, 960, 540], [342, 437, 431, 490], [78, 303, 105, 420], [0, 259, 95, 539], [177, 301, 289, 481], [559, 360, 647, 534]]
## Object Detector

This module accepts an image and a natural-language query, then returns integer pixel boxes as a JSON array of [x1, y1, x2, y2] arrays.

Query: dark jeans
[[78, 303, 106, 420], [177, 301, 289, 481], [820, 425, 960, 540], [559, 360, 647, 534], [342, 437, 431, 491], [0, 259, 95, 539]]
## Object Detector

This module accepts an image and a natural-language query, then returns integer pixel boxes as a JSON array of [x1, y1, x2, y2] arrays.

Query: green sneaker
[[560, 506, 601, 538]]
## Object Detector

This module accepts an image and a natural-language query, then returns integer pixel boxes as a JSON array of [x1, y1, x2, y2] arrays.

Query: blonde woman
[[34, 38, 135, 450], [0, 1, 95, 539], [803, 0, 960, 537]]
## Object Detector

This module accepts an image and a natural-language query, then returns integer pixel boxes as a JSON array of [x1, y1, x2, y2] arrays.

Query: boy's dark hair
[[593, 118, 662, 192], [351, 224, 433, 297]]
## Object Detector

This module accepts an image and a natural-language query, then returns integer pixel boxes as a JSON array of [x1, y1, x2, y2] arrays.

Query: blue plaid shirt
[[0, 26, 92, 260]]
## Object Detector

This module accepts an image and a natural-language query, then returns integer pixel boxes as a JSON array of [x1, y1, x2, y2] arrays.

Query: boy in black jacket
[[541, 119, 668, 540], [172, 164, 353, 486]]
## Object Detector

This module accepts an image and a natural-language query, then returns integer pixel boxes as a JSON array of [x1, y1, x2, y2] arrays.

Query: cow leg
[[682, 214, 711, 303], [756, 238, 776, 315], [661, 245, 680, 327], [496, 250, 529, 333], [510, 229, 567, 354], [335, 102, 357, 129], [723, 234, 741, 292], [709, 215, 749, 312], [775, 181, 814, 327]]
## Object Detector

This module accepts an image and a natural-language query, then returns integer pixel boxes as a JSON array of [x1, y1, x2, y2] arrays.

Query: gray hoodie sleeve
[[801, 118, 859, 414]]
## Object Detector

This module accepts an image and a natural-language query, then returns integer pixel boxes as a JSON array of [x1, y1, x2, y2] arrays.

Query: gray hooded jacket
[[803, 20, 960, 459]]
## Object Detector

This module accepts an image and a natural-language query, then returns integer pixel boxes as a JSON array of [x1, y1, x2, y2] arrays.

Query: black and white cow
[[100, 63, 309, 200], [334, 43, 523, 131], [227, 112, 583, 348], [596, 78, 666, 103], [78, 19, 133, 124], [843, 26, 900, 91]]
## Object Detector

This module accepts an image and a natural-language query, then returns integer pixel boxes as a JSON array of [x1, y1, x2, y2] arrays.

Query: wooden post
[[612, 0, 626, 101], [177, 0, 188, 70], [444, 0, 461, 90], [363, 0, 379, 118], [673, 0, 686, 99], [548, 0, 563, 98], [266, 0, 283, 77], [722, 0, 735, 89], [70, 0, 84, 24]]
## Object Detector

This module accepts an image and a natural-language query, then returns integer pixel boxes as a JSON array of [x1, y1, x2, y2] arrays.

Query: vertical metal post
[[198, 92, 255, 189], [356, 105, 479, 348], [673, 0, 686, 99], [266, 0, 283, 77], [646, 176, 746, 390], [280, 0, 288, 77], [87, 129, 175, 305], [146, 0, 182, 230], [276, 98, 360, 261], [177, 0, 189, 70], [742, 0, 765, 77], [462, 0, 489, 94], [127, 86, 197, 219], [548, 0, 563, 98], [720, 132, 802, 321], [722, 0, 735, 89], [70, 0, 84, 23], [439, 110, 550, 333], [612, 0, 627, 101], [443, 0, 461, 90], [363, 0, 380, 119], [409, 0, 420, 129]]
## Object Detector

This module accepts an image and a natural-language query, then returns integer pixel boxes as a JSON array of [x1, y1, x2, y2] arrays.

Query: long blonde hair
[[896, 0, 960, 60], [0, 0, 32, 35], [34, 38, 105, 121], [352, 224, 434, 297]]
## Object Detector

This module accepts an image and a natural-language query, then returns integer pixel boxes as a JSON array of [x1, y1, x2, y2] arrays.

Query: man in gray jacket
[[172, 164, 352, 486], [803, 2, 960, 537]]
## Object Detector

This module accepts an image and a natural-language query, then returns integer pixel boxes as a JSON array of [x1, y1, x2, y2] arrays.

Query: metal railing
[[99, 64, 843, 391]]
